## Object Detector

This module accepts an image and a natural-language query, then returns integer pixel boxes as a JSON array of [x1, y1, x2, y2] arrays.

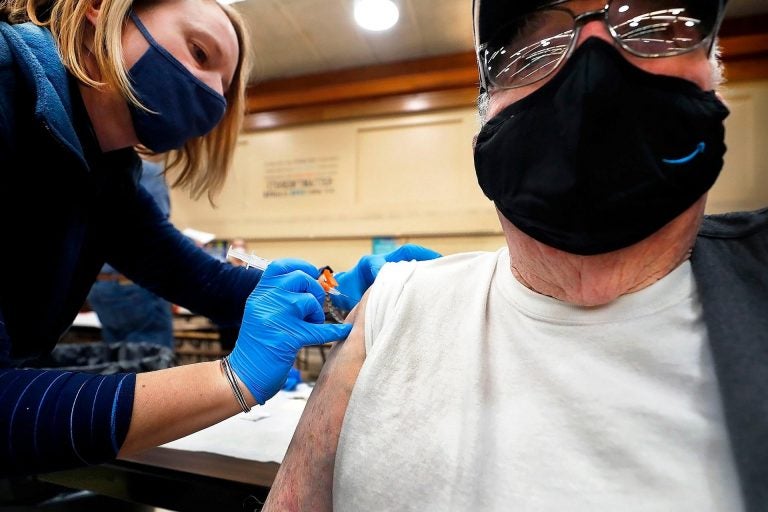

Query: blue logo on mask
[[662, 142, 706, 165], [127, 12, 227, 152]]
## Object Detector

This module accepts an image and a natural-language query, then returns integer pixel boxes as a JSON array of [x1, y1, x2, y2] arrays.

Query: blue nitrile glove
[[281, 367, 302, 391], [228, 258, 352, 405], [332, 244, 441, 311]]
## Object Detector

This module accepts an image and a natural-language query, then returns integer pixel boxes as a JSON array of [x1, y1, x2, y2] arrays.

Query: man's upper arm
[[263, 292, 370, 512]]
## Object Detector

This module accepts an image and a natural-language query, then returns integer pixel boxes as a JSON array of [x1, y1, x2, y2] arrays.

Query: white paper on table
[[181, 228, 216, 245], [162, 383, 313, 463]]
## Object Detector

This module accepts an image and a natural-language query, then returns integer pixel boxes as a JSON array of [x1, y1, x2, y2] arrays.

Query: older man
[[264, 0, 768, 510]]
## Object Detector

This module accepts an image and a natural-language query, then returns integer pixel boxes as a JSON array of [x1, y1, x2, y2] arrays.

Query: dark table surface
[[39, 447, 280, 512]]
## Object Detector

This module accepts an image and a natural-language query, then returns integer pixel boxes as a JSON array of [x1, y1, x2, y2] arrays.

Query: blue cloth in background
[[87, 281, 174, 348], [281, 366, 302, 391], [136, 160, 170, 216]]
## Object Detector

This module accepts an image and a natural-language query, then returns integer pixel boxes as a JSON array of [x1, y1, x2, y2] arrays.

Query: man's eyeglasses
[[478, 0, 725, 91]]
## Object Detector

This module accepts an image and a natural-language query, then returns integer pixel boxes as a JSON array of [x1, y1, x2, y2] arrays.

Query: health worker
[[0, 0, 439, 475]]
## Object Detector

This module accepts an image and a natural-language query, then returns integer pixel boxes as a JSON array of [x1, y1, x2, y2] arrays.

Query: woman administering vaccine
[[0, 0, 438, 474]]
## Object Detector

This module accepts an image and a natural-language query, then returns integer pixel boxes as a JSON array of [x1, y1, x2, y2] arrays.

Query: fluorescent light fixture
[[354, 0, 400, 31]]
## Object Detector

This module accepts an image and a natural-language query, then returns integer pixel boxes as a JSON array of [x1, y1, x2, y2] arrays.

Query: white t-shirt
[[334, 249, 743, 511]]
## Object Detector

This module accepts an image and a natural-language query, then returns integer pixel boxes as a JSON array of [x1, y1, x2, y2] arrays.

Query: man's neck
[[499, 198, 706, 306]]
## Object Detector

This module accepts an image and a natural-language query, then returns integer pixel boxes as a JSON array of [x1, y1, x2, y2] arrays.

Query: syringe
[[226, 246, 271, 271], [226, 246, 343, 296]]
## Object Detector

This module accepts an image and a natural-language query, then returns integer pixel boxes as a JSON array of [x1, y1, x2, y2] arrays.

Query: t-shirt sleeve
[[363, 260, 419, 355]]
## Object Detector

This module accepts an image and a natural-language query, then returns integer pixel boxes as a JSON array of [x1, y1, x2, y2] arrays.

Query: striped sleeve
[[0, 368, 135, 475]]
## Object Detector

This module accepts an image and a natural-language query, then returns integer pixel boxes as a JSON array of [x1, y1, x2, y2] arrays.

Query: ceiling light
[[354, 0, 400, 31]]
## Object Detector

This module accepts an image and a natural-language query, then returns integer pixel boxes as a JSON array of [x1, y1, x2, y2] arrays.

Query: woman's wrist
[[218, 357, 257, 411]]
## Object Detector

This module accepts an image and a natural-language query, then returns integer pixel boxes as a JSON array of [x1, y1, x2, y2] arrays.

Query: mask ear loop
[[122, 10, 156, 115], [128, 10, 158, 48]]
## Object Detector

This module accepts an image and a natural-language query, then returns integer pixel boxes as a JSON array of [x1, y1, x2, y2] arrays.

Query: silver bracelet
[[220, 356, 251, 413]]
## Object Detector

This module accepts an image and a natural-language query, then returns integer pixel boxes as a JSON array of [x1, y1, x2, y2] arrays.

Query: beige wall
[[171, 79, 768, 268], [171, 108, 504, 268], [708, 80, 768, 213]]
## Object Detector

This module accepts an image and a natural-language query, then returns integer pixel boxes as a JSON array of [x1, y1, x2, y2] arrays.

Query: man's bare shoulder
[[262, 292, 370, 512], [329, 289, 370, 375]]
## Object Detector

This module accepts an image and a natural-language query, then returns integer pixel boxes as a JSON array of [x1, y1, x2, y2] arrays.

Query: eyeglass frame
[[477, 0, 727, 93]]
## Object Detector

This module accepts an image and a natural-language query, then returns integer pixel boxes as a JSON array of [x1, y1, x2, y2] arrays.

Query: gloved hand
[[228, 259, 352, 405], [332, 244, 441, 311]]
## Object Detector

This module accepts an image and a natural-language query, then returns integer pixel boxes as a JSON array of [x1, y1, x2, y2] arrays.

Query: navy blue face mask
[[127, 12, 227, 152]]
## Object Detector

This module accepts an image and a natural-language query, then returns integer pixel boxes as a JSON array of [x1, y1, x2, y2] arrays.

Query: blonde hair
[[1, 0, 250, 203]]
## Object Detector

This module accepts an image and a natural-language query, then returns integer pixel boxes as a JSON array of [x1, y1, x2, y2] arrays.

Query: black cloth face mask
[[474, 38, 730, 255]]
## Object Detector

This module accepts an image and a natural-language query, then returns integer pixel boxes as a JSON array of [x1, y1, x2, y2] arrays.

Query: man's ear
[[84, 0, 104, 27]]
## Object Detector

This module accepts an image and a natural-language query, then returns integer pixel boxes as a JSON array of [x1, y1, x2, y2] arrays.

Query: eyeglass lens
[[483, 0, 721, 89]]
